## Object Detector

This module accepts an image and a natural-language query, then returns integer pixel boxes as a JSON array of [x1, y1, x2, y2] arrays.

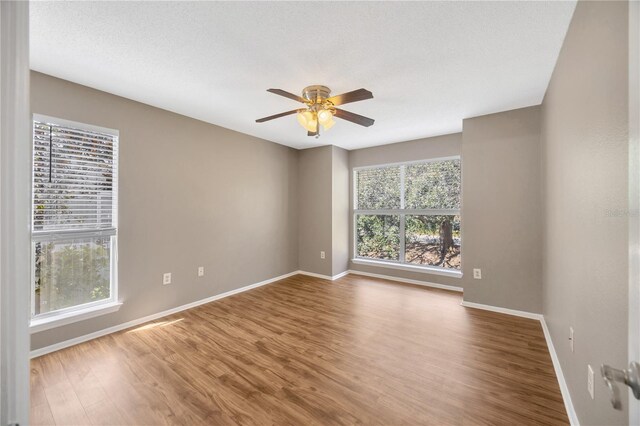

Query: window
[[31, 115, 119, 324], [354, 158, 461, 274]]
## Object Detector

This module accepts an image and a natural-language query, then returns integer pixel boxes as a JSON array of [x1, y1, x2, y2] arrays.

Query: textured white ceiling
[[30, 1, 576, 150]]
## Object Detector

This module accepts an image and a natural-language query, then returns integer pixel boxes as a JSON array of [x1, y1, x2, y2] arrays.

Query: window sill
[[350, 258, 463, 278], [30, 301, 122, 334]]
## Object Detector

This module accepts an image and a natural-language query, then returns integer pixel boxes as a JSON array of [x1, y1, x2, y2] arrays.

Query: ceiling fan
[[256, 85, 374, 137]]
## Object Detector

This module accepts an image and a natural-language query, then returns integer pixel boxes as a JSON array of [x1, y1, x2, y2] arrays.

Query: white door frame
[[0, 1, 31, 425], [630, 1, 640, 425]]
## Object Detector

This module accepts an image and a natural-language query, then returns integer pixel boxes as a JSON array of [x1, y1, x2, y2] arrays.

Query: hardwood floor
[[31, 274, 568, 425]]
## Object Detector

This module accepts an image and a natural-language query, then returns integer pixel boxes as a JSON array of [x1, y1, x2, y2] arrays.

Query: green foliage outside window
[[405, 161, 461, 209], [34, 238, 111, 315], [356, 215, 400, 260], [357, 166, 401, 210]]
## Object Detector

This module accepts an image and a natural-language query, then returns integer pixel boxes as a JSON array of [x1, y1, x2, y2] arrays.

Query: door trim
[[630, 1, 640, 424], [0, 2, 31, 424]]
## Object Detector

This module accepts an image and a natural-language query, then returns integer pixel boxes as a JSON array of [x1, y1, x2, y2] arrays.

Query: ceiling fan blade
[[307, 130, 317, 137], [326, 88, 373, 106], [334, 108, 375, 127], [267, 88, 307, 104], [256, 109, 302, 123]]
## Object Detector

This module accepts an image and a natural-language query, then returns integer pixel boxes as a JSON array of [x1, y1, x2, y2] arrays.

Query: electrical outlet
[[473, 268, 482, 279], [320, 251, 325, 259], [569, 327, 574, 353], [198, 266, 205, 277], [163, 272, 172, 285], [587, 364, 595, 399]]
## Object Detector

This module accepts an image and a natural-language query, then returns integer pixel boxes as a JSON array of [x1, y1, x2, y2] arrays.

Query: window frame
[[29, 114, 121, 331], [352, 156, 462, 277]]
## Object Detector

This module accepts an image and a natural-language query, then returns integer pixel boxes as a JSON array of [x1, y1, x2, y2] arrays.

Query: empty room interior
[[1, 0, 640, 425]]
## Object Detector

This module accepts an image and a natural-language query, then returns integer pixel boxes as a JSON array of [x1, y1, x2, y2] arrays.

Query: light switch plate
[[198, 266, 204, 277], [473, 268, 482, 279], [320, 251, 325, 259]]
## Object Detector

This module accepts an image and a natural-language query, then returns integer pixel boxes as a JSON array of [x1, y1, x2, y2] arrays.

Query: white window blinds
[[32, 120, 118, 235], [356, 166, 401, 210]]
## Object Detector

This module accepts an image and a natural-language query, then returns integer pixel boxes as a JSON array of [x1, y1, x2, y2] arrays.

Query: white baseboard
[[297, 270, 333, 280], [540, 318, 580, 426], [331, 271, 349, 280], [460, 300, 543, 320], [347, 269, 463, 292], [297, 270, 348, 281], [30, 270, 299, 358]]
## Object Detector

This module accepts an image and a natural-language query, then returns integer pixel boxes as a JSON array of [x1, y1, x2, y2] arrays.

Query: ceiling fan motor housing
[[302, 85, 331, 104]]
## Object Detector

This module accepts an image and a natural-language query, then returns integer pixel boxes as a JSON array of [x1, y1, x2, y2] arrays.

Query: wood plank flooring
[[31, 274, 568, 425]]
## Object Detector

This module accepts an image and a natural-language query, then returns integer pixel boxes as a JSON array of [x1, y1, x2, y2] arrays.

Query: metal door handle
[[601, 362, 640, 410]]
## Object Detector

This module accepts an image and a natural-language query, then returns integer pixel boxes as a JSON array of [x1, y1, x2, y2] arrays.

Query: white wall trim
[[297, 270, 348, 281], [350, 258, 463, 278], [33, 113, 119, 137], [460, 300, 579, 425], [460, 300, 543, 320], [347, 269, 463, 292], [0, 2, 31, 424], [30, 270, 299, 358], [540, 317, 580, 426], [332, 270, 349, 280], [30, 301, 123, 334], [297, 270, 334, 280]]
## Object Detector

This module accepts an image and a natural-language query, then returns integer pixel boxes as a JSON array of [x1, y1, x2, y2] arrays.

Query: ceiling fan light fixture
[[297, 110, 317, 132], [296, 111, 308, 128], [305, 118, 318, 133], [317, 108, 333, 124], [322, 117, 335, 131]]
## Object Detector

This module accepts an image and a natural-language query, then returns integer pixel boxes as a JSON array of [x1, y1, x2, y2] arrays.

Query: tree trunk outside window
[[439, 219, 453, 263]]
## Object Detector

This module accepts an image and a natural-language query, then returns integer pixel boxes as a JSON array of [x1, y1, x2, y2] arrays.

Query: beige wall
[[348, 133, 464, 288], [461, 106, 543, 313], [349, 133, 462, 169], [297, 145, 350, 278], [331, 146, 350, 276], [297, 146, 333, 276], [30, 72, 300, 350], [541, 1, 629, 424]]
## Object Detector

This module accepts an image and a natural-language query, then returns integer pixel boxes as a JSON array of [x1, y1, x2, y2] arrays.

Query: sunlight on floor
[[127, 318, 184, 333]]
